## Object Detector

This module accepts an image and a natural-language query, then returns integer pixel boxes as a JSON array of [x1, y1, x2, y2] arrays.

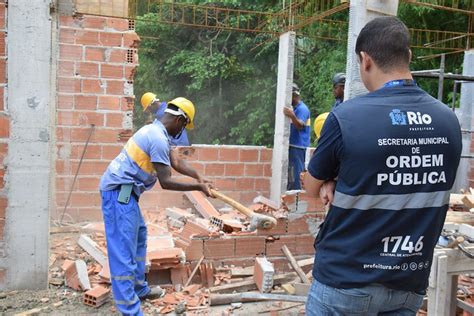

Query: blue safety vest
[[313, 83, 462, 293]]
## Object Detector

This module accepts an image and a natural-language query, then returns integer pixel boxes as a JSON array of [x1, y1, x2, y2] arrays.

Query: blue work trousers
[[288, 146, 306, 190], [101, 189, 150, 316], [306, 279, 424, 316]]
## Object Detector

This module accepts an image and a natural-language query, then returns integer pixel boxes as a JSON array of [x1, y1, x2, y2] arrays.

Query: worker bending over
[[304, 17, 461, 315], [100, 97, 212, 315]]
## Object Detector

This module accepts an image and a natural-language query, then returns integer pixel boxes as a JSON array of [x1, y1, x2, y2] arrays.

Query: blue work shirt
[[289, 100, 311, 148], [156, 102, 189, 146], [332, 98, 343, 109], [100, 120, 171, 197]]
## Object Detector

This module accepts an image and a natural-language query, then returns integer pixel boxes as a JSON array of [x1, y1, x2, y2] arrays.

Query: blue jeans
[[306, 279, 424, 316], [101, 189, 150, 316]]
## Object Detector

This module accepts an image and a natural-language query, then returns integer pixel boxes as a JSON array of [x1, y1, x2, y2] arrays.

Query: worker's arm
[[305, 112, 343, 202], [283, 107, 305, 129], [169, 148, 209, 183], [304, 173, 336, 205], [154, 162, 212, 196]]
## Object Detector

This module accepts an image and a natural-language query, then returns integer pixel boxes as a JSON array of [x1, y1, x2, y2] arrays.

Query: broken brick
[[185, 191, 221, 219], [83, 285, 110, 307]]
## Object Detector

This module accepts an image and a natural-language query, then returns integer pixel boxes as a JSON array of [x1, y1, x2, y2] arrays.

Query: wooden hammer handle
[[210, 189, 253, 218]]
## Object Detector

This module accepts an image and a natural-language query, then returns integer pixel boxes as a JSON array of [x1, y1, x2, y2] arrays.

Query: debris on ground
[[5, 189, 473, 314]]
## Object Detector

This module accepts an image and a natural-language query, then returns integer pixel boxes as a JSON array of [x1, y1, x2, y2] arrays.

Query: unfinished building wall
[[54, 13, 139, 221], [0, 0, 6, 285], [139, 145, 273, 215]]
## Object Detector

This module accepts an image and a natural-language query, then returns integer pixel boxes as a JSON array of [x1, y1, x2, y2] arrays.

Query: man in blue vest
[[100, 98, 212, 315], [304, 17, 461, 315], [141, 92, 190, 146], [284, 83, 311, 190], [332, 72, 345, 109]]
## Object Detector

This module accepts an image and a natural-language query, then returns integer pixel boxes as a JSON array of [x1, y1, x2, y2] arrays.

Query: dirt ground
[[0, 288, 305, 315], [0, 227, 306, 315]]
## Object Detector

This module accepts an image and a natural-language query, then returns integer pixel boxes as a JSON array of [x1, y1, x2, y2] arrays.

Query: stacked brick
[[55, 14, 139, 220], [174, 192, 325, 272], [0, 0, 7, 282]]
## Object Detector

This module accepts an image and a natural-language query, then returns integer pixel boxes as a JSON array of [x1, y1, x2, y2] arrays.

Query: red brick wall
[[0, 0, 7, 244], [137, 145, 273, 214], [55, 14, 139, 221]]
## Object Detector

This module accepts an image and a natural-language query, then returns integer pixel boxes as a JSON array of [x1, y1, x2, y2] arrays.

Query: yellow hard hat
[[140, 92, 157, 111], [314, 112, 329, 139], [168, 97, 195, 130]]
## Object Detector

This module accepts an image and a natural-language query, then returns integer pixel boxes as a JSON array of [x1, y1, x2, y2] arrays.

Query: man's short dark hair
[[355, 17, 411, 72]]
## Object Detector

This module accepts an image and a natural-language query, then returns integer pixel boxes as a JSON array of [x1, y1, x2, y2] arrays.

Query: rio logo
[[390, 109, 432, 126]]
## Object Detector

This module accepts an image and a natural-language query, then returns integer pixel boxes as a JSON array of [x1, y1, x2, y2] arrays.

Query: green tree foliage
[[134, 1, 469, 146]]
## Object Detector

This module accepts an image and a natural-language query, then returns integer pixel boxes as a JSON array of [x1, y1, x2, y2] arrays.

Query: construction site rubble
[[43, 189, 474, 314]]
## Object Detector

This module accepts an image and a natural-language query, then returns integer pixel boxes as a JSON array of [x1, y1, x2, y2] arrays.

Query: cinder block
[[254, 257, 274, 293]]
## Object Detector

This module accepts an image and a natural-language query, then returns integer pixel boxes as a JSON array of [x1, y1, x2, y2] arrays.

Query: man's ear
[[408, 49, 412, 63], [360, 51, 372, 73]]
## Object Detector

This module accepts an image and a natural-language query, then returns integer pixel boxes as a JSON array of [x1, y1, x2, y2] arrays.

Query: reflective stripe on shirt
[[332, 190, 450, 211]]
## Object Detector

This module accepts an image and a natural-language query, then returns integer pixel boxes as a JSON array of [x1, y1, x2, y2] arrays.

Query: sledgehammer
[[210, 189, 277, 231]]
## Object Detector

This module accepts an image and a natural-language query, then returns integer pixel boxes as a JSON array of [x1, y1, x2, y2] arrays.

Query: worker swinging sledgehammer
[[99, 97, 213, 315]]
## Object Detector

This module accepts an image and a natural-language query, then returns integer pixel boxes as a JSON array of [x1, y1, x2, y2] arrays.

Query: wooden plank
[[296, 258, 313, 268], [462, 195, 474, 208], [210, 273, 297, 293], [210, 292, 306, 306], [293, 282, 310, 296], [457, 299, 474, 314], [184, 256, 204, 287], [281, 245, 310, 284], [445, 211, 474, 226]]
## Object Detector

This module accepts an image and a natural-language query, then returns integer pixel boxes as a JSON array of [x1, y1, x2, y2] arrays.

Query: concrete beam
[[454, 50, 474, 191], [344, 0, 399, 100], [3, 0, 53, 289], [270, 31, 295, 203]]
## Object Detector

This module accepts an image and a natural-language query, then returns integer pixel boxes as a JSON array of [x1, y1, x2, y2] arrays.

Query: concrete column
[[344, 0, 399, 100], [453, 50, 474, 191], [3, 0, 52, 289], [270, 31, 295, 203]]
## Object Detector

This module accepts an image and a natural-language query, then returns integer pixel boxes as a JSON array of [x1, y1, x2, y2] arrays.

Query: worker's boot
[[140, 286, 165, 300]]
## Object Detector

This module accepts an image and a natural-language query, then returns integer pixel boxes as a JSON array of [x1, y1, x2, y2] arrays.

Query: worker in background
[[100, 97, 213, 315], [141, 92, 190, 146], [313, 112, 329, 141], [284, 83, 311, 190], [304, 17, 461, 315], [332, 72, 345, 109]]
